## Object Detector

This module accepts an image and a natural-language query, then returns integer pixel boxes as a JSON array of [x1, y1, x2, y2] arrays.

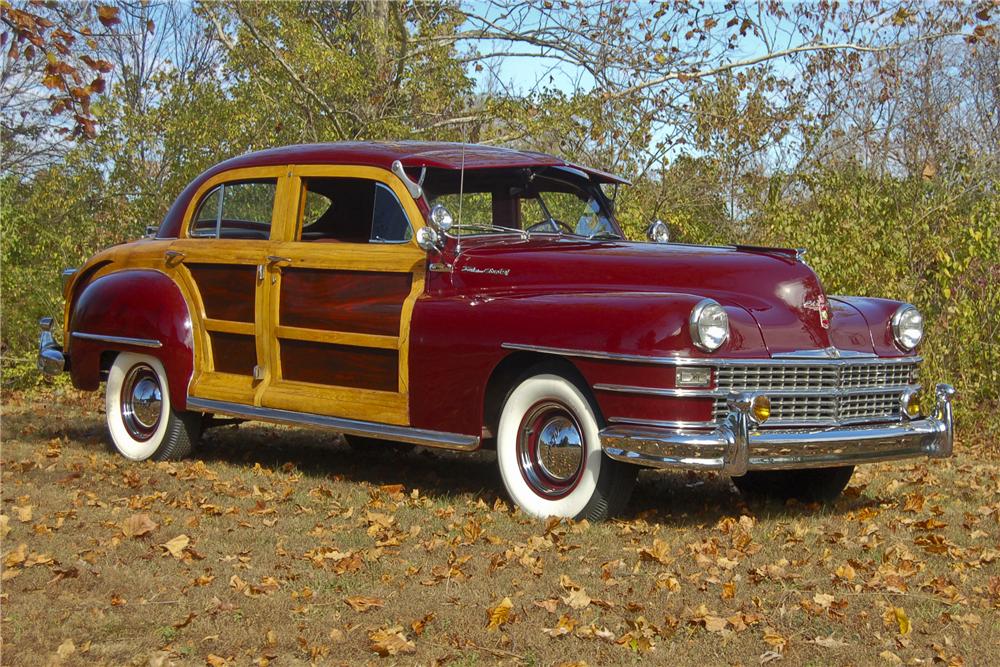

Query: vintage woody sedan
[[38, 142, 955, 520]]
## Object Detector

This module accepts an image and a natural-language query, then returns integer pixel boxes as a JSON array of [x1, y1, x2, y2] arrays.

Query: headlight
[[690, 299, 729, 352], [891, 304, 923, 351]]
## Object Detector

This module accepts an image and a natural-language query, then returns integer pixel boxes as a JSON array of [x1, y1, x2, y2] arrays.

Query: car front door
[[259, 165, 427, 426], [166, 165, 293, 406]]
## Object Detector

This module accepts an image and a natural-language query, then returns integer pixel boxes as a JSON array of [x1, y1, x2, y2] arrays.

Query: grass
[[1, 388, 998, 666]]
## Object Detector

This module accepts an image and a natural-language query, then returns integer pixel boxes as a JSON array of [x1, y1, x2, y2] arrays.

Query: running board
[[186, 397, 480, 451]]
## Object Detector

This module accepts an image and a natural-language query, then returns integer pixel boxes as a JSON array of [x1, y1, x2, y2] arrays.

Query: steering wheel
[[526, 218, 574, 234]]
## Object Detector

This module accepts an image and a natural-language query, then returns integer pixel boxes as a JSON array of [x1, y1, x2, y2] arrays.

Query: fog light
[[900, 389, 921, 420], [676, 366, 712, 387], [751, 395, 771, 425]]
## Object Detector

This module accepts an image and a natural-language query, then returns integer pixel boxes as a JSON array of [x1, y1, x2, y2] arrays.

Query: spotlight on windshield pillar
[[429, 204, 454, 232], [646, 219, 670, 243]]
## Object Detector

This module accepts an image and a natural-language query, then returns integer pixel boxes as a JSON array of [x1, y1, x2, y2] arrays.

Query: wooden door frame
[[258, 164, 427, 425], [172, 164, 293, 405]]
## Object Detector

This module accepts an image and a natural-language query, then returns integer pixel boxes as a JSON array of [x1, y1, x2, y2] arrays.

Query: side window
[[371, 183, 412, 243], [298, 177, 412, 243], [189, 180, 276, 240]]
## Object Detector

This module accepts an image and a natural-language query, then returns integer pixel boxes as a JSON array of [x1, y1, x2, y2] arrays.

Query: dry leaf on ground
[[486, 596, 514, 631], [369, 626, 415, 656], [122, 513, 158, 538], [345, 596, 384, 612]]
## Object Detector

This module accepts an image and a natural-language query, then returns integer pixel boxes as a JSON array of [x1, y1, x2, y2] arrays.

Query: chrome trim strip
[[185, 397, 480, 451], [607, 416, 717, 429], [595, 382, 917, 399], [501, 342, 921, 367], [601, 383, 955, 472], [772, 347, 877, 359], [595, 383, 715, 397], [71, 332, 163, 349]]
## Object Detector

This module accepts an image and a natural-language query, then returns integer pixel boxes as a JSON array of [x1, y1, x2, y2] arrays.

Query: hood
[[451, 237, 875, 356]]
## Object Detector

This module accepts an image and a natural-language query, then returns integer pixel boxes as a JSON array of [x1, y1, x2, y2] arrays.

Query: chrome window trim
[[501, 342, 921, 367], [71, 332, 163, 349], [185, 397, 480, 450]]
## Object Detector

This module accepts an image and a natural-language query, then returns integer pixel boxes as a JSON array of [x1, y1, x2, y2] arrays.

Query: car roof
[[213, 141, 629, 185], [156, 141, 627, 239]]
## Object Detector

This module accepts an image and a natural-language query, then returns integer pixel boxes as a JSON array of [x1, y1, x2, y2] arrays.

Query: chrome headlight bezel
[[891, 304, 923, 351], [689, 298, 729, 353]]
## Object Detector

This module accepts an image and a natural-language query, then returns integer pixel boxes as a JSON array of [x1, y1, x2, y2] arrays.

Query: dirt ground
[[1, 389, 997, 666]]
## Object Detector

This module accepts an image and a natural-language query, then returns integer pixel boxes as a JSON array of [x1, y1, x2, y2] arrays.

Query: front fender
[[831, 296, 916, 357], [409, 290, 767, 436], [68, 269, 194, 409]]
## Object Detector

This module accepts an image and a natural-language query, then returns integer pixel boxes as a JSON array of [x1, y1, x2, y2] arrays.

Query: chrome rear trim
[[71, 332, 163, 349], [185, 397, 480, 451]]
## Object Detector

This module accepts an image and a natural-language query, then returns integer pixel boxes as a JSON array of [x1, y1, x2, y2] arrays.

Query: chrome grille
[[712, 360, 919, 426]]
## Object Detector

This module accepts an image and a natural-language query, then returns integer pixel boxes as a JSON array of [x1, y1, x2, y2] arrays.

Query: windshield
[[422, 166, 621, 239]]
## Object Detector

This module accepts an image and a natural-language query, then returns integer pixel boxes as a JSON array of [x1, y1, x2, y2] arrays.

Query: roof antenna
[[456, 136, 466, 256]]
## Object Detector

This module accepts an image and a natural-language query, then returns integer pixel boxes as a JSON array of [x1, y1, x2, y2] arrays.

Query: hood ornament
[[803, 294, 831, 329]]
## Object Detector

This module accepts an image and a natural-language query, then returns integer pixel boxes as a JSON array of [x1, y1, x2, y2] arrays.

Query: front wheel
[[105, 352, 201, 461], [732, 466, 855, 503], [496, 372, 636, 520]]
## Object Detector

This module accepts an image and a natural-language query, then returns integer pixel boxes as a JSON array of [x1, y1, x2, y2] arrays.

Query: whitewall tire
[[497, 372, 636, 520], [105, 352, 200, 461]]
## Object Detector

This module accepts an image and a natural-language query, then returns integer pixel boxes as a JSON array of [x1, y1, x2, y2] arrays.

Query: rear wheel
[[496, 372, 636, 520], [732, 466, 855, 503], [105, 352, 200, 461]]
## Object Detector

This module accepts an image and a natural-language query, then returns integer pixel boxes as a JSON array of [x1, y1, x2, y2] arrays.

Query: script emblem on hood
[[803, 294, 831, 329], [461, 266, 510, 276]]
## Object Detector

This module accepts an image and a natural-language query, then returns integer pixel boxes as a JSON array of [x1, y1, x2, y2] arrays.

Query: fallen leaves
[[884, 606, 912, 636], [160, 534, 190, 559], [638, 538, 672, 565], [345, 596, 384, 612], [542, 613, 578, 637], [486, 596, 514, 632], [368, 625, 415, 656], [121, 513, 158, 538], [561, 586, 592, 610]]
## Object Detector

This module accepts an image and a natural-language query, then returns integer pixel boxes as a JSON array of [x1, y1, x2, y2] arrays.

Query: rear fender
[[68, 269, 194, 409]]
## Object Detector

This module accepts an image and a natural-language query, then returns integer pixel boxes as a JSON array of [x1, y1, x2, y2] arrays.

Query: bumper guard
[[37, 316, 66, 376], [601, 384, 955, 475]]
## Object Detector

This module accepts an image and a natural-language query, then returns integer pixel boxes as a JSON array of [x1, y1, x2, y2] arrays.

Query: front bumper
[[601, 384, 955, 475], [37, 316, 66, 376]]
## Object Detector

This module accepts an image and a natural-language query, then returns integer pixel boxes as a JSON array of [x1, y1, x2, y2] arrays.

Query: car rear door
[[166, 165, 293, 406]]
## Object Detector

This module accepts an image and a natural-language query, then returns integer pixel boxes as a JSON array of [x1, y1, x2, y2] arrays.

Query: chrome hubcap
[[536, 416, 583, 481], [517, 401, 585, 498], [121, 364, 162, 441]]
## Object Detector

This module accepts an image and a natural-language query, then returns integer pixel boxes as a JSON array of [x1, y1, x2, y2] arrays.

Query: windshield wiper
[[587, 231, 622, 240], [449, 223, 528, 238]]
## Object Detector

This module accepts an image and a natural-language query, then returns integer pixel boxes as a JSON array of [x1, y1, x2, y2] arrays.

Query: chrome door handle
[[164, 249, 185, 263], [266, 255, 292, 266]]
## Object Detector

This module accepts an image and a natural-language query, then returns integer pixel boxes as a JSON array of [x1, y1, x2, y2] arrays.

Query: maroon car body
[[38, 141, 955, 519]]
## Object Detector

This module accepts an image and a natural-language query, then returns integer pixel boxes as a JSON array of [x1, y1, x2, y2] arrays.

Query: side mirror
[[415, 226, 440, 252], [646, 219, 670, 244]]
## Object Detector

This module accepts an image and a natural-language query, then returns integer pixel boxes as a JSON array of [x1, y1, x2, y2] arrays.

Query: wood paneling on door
[[279, 268, 412, 336], [187, 264, 257, 322], [279, 339, 398, 391], [211, 332, 257, 375]]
